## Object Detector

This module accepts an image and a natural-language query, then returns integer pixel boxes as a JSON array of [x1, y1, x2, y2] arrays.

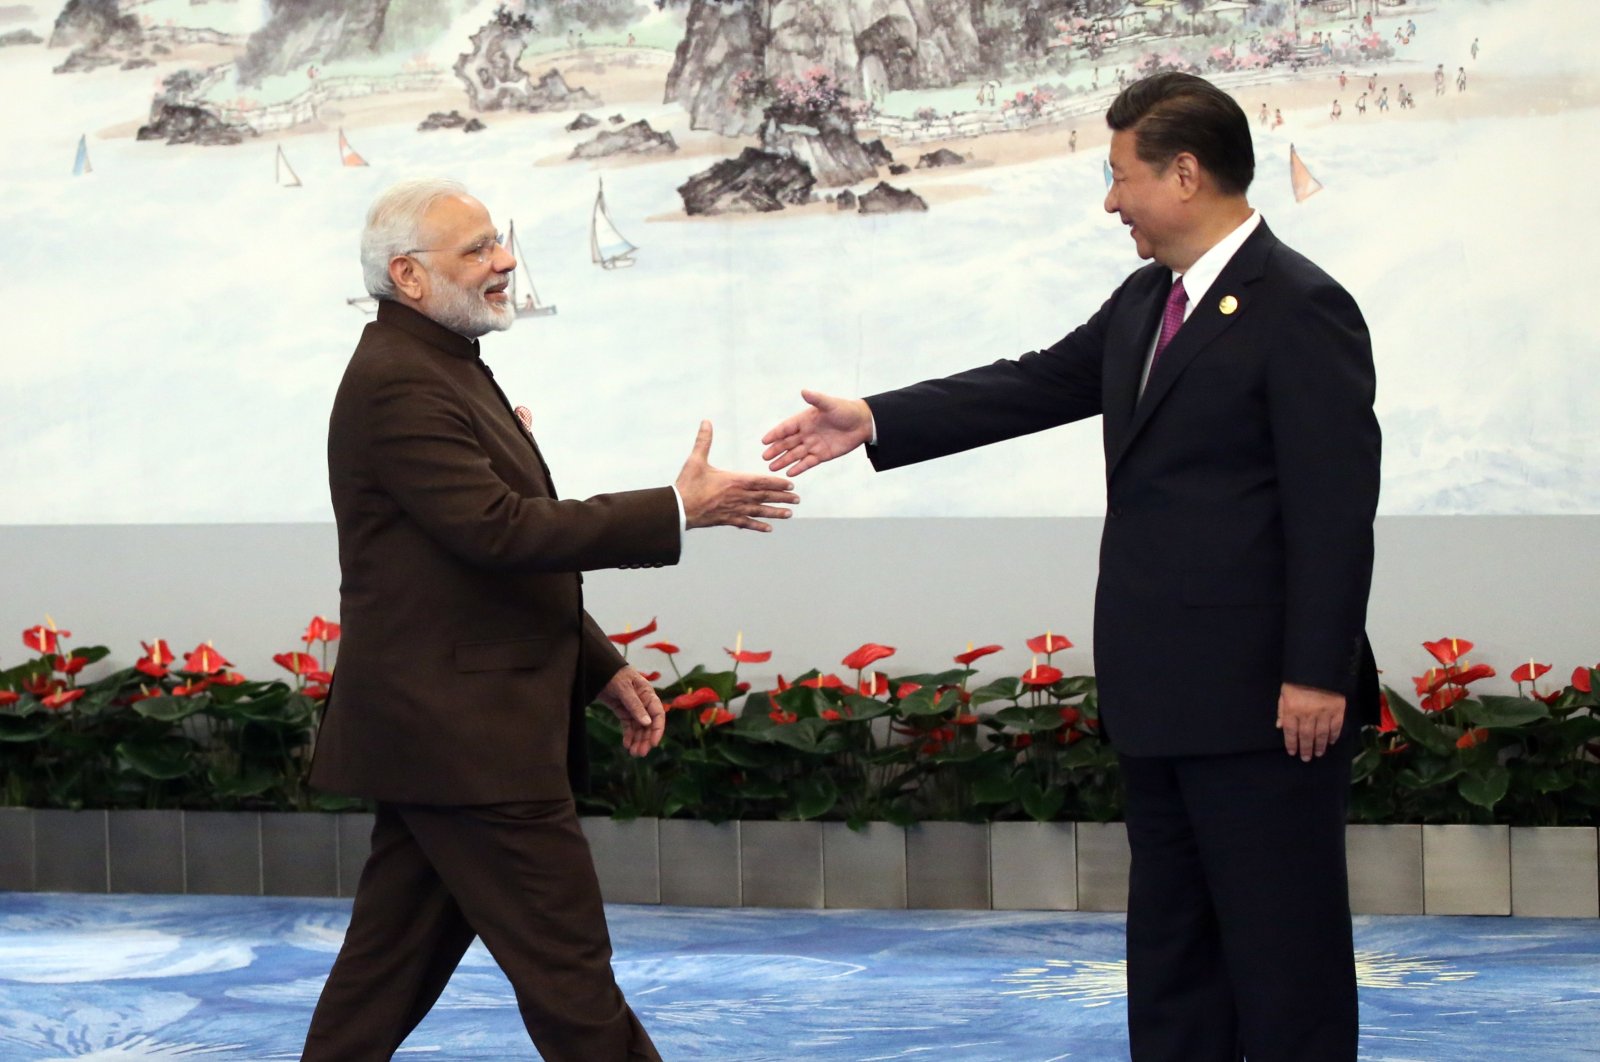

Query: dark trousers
[[302, 799, 660, 1062], [1120, 736, 1358, 1062]]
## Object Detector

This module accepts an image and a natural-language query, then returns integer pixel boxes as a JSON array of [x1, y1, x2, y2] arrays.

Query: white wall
[[3, 516, 1595, 693]]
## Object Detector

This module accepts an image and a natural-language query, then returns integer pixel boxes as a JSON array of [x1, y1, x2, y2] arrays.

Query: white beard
[[423, 269, 515, 338]]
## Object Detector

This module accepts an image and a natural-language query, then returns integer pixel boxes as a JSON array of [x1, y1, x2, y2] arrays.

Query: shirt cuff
[[670, 485, 687, 540]]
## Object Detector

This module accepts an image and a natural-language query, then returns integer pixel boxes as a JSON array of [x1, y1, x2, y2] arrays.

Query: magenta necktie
[[1150, 276, 1188, 370]]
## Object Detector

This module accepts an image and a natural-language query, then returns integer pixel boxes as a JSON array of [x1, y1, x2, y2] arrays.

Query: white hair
[[360, 177, 468, 299]]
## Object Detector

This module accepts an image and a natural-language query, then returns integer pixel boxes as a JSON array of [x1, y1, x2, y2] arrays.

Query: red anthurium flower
[[1026, 632, 1074, 655], [1012, 733, 1033, 749], [1413, 668, 1453, 696], [1422, 638, 1473, 666], [860, 672, 889, 697], [842, 643, 895, 671], [52, 654, 87, 676], [23, 624, 70, 655], [127, 685, 163, 704], [768, 674, 790, 697], [183, 643, 232, 675], [799, 673, 845, 690], [1452, 663, 1495, 685], [303, 684, 330, 700], [954, 713, 981, 726], [1059, 706, 1081, 728], [699, 707, 735, 727], [1532, 688, 1562, 706], [769, 708, 798, 725], [645, 641, 680, 655], [669, 687, 720, 711], [141, 639, 175, 665], [0, 690, 19, 707], [1573, 666, 1595, 694], [736, 681, 751, 694], [639, 671, 661, 683], [173, 679, 210, 697], [1378, 699, 1398, 734], [41, 688, 86, 710], [308, 670, 333, 685], [1422, 685, 1468, 713], [953, 644, 1002, 666], [302, 616, 342, 644], [22, 674, 59, 697], [274, 651, 320, 676], [726, 647, 773, 664], [607, 618, 658, 646], [1510, 661, 1552, 685], [135, 660, 169, 679], [820, 707, 842, 722], [211, 671, 247, 686], [895, 682, 922, 699], [1021, 663, 1063, 688], [1455, 727, 1489, 750]]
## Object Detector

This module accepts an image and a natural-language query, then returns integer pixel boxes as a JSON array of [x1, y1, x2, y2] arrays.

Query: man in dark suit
[[302, 178, 798, 1061], [761, 73, 1380, 1062]]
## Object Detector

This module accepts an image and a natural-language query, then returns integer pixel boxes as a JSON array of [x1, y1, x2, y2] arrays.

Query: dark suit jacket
[[867, 222, 1381, 757], [310, 301, 680, 804]]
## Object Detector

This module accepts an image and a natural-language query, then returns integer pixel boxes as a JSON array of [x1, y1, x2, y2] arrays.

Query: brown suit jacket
[[310, 301, 680, 805]]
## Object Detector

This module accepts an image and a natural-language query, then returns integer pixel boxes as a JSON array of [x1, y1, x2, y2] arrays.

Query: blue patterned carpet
[[0, 894, 1596, 1060]]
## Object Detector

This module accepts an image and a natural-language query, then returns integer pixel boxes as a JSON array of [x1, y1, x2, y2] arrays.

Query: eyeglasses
[[404, 232, 505, 264]]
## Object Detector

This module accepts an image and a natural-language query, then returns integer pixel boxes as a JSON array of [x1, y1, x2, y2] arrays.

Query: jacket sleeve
[[364, 362, 681, 573], [577, 611, 628, 706], [864, 286, 1119, 471], [1267, 278, 1381, 694]]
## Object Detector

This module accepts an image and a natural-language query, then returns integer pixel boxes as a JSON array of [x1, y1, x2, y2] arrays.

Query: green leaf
[[758, 717, 830, 753], [132, 695, 209, 723], [117, 739, 194, 780], [993, 705, 1065, 732], [971, 773, 1016, 805], [894, 688, 945, 717], [1382, 686, 1457, 756], [1018, 780, 1065, 823], [1457, 764, 1510, 810], [68, 645, 113, 665], [792, 774, 839, 820], [969, 677, 1022, 706], [840, 694, 893, 722], [1464, 695, 1550, 728]]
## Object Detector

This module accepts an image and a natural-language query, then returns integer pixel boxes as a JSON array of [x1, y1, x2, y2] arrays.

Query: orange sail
[[338, 128, 368, 167], [1290, 144, 1323, 203]]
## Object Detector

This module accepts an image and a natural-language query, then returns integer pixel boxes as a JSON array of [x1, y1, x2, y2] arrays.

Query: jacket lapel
[[1108, 223, 1276, 476], [1102, 267, 1168, 462]]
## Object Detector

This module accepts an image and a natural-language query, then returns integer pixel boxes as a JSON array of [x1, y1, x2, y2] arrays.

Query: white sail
[[275, 145, 301, 187], [507, 220, 557, 318], [590, 179, 637, 269]]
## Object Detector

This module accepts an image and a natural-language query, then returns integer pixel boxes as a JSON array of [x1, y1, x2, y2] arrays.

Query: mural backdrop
[[1, 0, 1595, 522]]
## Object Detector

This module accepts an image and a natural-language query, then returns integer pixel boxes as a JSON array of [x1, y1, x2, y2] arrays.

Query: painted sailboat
[[72, 134, 91, 176], [338, 128, 368, 167], [590, 178, 636, 270], [275, 144, 302, 187], [508, 220, 557, 318], [1289, 144, 1323, 203]]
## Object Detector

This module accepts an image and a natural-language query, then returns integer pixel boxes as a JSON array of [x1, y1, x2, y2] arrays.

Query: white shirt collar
[[1173, 210, 1261, 319]]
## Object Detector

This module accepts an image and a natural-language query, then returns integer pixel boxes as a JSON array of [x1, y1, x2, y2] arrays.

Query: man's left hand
[[597, 667, 665, 757], [1277, 683, 1345, 762]]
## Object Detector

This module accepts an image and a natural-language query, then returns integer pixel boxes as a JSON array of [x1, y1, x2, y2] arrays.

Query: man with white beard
[[301, 178, 798, 1060]]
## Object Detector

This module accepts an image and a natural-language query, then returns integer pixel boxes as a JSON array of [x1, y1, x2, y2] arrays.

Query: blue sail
[[72, 134, 91, 176]]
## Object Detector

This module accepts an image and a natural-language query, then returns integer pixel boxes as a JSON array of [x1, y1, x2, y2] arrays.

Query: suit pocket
[[454, 637, 551, 672], [1180, 566, 1285, 608]]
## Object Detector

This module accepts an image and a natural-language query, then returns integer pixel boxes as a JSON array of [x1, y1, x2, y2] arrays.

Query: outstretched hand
[[760, 389, 874, 476], [597, 666, 665, 757], [675, 420, 799, 532]]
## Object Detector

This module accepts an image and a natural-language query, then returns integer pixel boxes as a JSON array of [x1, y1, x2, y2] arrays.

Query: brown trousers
[[301, 799, 661, 1061]]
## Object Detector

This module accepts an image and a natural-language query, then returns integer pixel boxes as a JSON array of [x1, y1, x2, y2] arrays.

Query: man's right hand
[[760, 389, 874, 476], [675, 421, 799, 532]]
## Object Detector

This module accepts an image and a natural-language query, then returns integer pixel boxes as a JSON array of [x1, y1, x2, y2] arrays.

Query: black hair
[[1106, 72, 1254, 196]]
